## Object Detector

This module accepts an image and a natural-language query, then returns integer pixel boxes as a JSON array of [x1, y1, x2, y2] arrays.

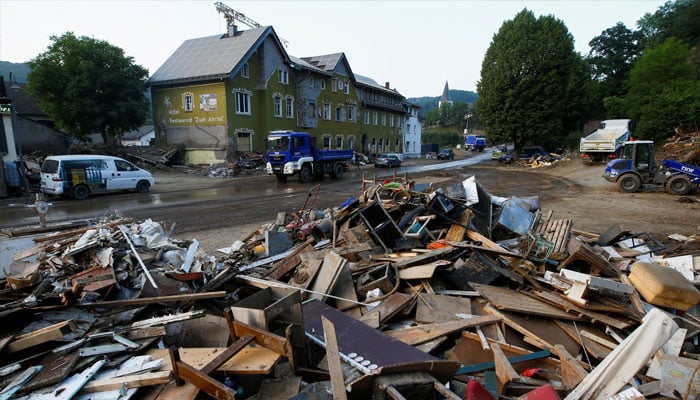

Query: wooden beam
[[552, 344, 588, 390], [171, 349, 237, 400], [80, 371, 172, 393], [232, 320, 288, 356], [321, 317, 348, 400], [201, 334, 254, 375], [7, 321, 74, 353], [492, 343, 519, 394]]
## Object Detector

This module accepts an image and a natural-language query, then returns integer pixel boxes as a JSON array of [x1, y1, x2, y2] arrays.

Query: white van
[[40, 155, 155, 200]]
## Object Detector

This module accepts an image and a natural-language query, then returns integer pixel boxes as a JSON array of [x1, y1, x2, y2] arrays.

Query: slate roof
[[7, 83, 45, 116], [147, 26, 284, 86], [301, 53, 345, 72], [354, 74, 401, 96], [288, 55, 331, 76]]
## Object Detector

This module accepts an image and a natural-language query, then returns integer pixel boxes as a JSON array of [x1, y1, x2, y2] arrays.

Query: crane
[[214, 2, 288, 47]]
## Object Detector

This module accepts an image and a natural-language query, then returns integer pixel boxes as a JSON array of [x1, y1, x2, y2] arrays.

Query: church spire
[[438, 81, 453, 108]]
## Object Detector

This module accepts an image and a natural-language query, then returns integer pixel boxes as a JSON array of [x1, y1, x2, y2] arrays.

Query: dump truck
[[580, 119, 632, 163], [603, 140, 700, 195], [265, 130, 353, 183]]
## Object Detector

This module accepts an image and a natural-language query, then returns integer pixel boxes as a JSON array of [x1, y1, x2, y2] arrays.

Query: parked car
[[499, 146, 548, 163], [491, 144, 513, 160], [40, 155, 154, 200], [437, 148, 455, 160], [374, 153, 402, 168]]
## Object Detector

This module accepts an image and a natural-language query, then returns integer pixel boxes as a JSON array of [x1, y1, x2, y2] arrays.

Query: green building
[[146, 25, 409, 165]]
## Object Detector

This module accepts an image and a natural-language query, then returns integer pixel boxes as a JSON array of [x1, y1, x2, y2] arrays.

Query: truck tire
[[73, 185, 90, 200], [275, 173, 287, 183], [618, 174, 641, 193], [299, 165, 312, 183], [667, 174, 692, 195], [330, 163, 344, 180]]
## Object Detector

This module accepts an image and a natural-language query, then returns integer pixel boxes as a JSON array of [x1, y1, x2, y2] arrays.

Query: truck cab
[[265, 131, 353, 183]]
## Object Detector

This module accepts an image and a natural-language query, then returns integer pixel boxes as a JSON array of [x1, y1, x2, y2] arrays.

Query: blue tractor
[[603, 140, 699, 195]]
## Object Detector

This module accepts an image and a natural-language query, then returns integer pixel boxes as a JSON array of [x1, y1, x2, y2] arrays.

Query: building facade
[[146, 25, 417, 165]]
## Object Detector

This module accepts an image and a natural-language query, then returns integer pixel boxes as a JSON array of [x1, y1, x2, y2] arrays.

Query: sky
[[0, 0, 668, 98]]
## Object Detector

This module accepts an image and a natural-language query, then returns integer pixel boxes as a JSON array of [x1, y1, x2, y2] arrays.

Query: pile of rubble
[[1, 172, 699, 400]]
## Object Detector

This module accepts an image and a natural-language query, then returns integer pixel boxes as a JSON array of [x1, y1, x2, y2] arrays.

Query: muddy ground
[[152, 153, 700, 254]]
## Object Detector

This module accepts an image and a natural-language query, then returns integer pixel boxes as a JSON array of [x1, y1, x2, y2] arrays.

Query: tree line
[[476, 0, 699, 156]]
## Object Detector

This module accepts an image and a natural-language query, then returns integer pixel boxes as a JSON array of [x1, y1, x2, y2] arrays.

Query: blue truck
[[603, 140, 699, 195], [265, 130, 353, 183], [465, 134, 486, 152]]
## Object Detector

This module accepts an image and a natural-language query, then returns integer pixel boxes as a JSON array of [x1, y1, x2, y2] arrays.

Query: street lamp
[[464, 114, 473, 134]]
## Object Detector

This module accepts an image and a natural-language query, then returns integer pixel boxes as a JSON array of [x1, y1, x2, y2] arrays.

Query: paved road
[[0, 151, 492, 230]]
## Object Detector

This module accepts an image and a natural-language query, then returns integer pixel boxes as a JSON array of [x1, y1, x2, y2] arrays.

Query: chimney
[[385, 82, 390, 89], [227, 23, 238, 37]]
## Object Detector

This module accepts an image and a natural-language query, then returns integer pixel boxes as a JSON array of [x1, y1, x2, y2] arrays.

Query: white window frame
[[335, 135, 343, 149], [323, 103, 331, 120], [344, 81, 350, 94], [335, 105, 345, 122], [373, 112, 378, 126], [320, 80, 326, 90], [285, 96, 294, 118], [278, 69, 289, 84], [364, 111, 370, 124], [241, 62, 249, 78], [273, 95, 283, 117], [331, 78, 337, 92], [235, 90, 251, 115], [381, 114, 387, 126], [348, 105, 356, 122], [390, 115, 394, 127]]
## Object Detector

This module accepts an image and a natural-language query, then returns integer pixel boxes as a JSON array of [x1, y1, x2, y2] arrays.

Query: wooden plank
[[555, 320, 612, 360], [552, 344, 588, 390], [332, 264, 362, 319], [385, 316, 500, 346], [7, 320, 74, 353], [173, 356, 236, 400], [200, 334, 254, 374], [321, 316, 348, 400], [218, 345, 281, 375], [232, 320, 288, 356], [472, 284, 579, 320], [484, 305, 580, 354], [444, 211, 469, 242], [415, 293, 472, 323], [289, 258, 322, 290], [530, 289, 634, 330], [20, 351, 80, 393], [79, 371, 172, 393], [492, 343, 519, 394], [398, 260, 450, 280], [68, 291, 227, 308], [359, 292, 415, 325], [309, 251, 346, 302]]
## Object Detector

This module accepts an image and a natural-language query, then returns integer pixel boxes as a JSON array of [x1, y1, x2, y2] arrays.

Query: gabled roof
[[147, 26, 288, 86], [354, 74, 403, 97], [288, 55, 331, 76], [301, 53, 354, 80], [122, 125, 155, 140]]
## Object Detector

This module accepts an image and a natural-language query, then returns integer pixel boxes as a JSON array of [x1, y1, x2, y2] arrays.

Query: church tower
[[438, 81, 453, 108]]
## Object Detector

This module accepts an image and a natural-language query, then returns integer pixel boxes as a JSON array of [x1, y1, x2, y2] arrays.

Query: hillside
[[407, 89, 479, 118], [0, 61, 30, 83]]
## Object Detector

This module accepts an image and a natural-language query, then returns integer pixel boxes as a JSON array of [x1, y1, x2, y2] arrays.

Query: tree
[[637, 0, 700, 49], [587, 23, 640, 101], [623, 37, 700, 141], [476, 9, 585, 157], [27, 32, 149, 142]]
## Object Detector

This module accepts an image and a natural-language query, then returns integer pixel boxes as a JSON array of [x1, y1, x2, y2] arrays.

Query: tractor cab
[[603, 141, 657, 192]]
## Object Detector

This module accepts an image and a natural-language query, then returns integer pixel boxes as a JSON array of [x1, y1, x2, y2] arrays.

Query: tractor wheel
[[667, 174, 692, 195], [73, 185, 90, 200], [330, 162, 344, 180], [618, 174, 641, 193], [299, 165, 312, 183]]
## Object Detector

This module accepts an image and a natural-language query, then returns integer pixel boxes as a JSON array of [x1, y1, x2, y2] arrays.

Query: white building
[[403, 102, 422, 159]]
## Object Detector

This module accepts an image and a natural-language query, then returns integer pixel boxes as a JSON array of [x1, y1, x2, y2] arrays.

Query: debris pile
[[1, 171, 699, 400]]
